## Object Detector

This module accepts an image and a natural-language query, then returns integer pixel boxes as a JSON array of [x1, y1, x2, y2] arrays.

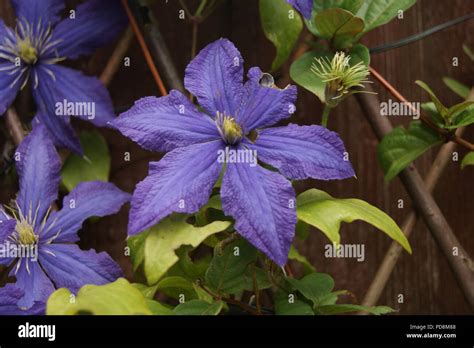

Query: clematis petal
[[0, 285, 45, 315], [128, 141, 223, 235], [112, 91, 221, 153], [0, 63, 22, 116], [0, 218, 15, 244], [11, 0, 65, 26], [52, 0, 127, 59], [249, 124, 355, 180], [39, 244, 122, 293], [237, 67, 297, 132], [34, 64, 115, 127], [16, 125, 61, 227], [221, 161, 296, 266], [185, 38, 244, 117], [287, 0, 313, 19], [10, 258, 55, 309], [41, 181, 130, 243]]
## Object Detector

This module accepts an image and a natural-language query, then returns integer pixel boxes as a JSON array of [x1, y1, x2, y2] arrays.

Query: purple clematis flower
[[0, 0, 127, 154], [0, 125, 130, 314], [287, 0, 313, 19], [112, 39, 354, 266]]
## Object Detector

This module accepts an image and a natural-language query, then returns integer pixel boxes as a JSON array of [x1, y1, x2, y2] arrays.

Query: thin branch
[[100, 26, 134, 86], [196, 281, 261, 315], [370, 12, 474, 54], [361, 88, 474, 310], [356, 86, 474, 308], [121, 0, 168, 96], [127, 0, 185, 92], [4, 108, 25, 146], [369, 66, 474, 151]]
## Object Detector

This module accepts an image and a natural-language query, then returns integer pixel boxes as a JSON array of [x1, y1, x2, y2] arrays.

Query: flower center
[[216, 112, 243, 145], [15, 220, 38, 245], [17, 38, 38, 65]]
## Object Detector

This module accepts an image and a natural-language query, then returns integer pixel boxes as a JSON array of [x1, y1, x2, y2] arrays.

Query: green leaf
[[146, 300, 174, 315], [443, 77, 470, 99], [446, 105, 474, 129], [377, 121, 443, 181], [61, 130, 110, 191], [356, 0, 417, 33], [421, 102, 444, 127], [461, 152, 474, 169], [463, 44, 474, 61], [127, 215, 231, 285], [349, 43, 370, 66], [205, 238, 270, 295], [275, 298, 314, 315], [316, 304, 393, 315], [297, 189, 412, 253], [288, 245, 316, 274], [314, 8, 364, 49], [448, 101, 474, 118], [167, 246, 211, 281], [287, 273, 334, 307], [173, 300, 223, 315], [46, 278, 151, 315], [260, 0, 303, 71], [290, 48, 332, 103], [313, 0, 365, 15], [155, 276, 197, 301], [416, 80, 448, 119]]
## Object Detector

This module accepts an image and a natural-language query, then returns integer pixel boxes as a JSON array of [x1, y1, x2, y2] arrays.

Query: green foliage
[[47, 278, 152, 315], [314, 8, 364, 49], [461, 152, 474, 169], [290, 44, 369, 104], [205, 238, 271, 295], [288, 245, 316, 274], [290, 47, 332, 103], [356, 0, 417, 34], [417, 80, 474, 124], [61, 130, 110, 191], [260, 0, 303, 71], [312, 0, 365, 15], [296, 189, 411, 253], [276, 273, 394, 315], [443, 77, 470, 99], [173, 300, 223, 315], [349, 43, 370, 66], [377, 121, 443, 181], [463, 44, 474, 61], [127, 214, 231, 285]]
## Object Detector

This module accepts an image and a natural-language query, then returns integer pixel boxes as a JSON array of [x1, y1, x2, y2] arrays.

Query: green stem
[[321, 104, 332, 127], [195, 0, 208, 17]]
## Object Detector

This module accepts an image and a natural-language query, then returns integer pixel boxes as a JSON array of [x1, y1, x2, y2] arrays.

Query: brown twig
[[4, 108, 25, 146], [100, 26, 134, 86], [369, 66, 474, 151], [356, 86, 474, 308], [360, 88, 474, 310], [121, 0, 168, 96]]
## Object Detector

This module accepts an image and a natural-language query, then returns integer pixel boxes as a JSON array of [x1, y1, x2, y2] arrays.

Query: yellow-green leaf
[[296, 189, 412, 253], [46, 278, 151, 315]]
